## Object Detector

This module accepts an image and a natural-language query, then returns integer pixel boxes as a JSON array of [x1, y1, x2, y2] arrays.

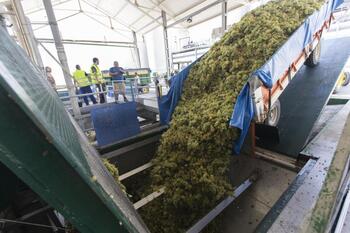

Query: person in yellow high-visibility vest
[[73, 65, 97, 106], [90, 57, 106, 104]]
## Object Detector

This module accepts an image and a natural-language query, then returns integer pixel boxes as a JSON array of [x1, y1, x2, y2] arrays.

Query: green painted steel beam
[[0, 26, 149, 233]]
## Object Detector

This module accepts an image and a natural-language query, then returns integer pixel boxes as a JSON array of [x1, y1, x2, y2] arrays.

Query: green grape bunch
[[141, 1, 324, 232]]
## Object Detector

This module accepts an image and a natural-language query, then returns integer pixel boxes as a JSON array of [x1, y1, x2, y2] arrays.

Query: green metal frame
[[0, 26, 149, 233]]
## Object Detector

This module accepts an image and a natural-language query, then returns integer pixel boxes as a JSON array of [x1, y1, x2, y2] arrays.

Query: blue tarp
[[158, 0, 344, 154], [158, 58, 201, 124]]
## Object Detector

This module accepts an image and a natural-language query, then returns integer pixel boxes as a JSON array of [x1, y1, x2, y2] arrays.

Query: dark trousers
[[79, 86, 97, 106], [96, 83, 106, 104]]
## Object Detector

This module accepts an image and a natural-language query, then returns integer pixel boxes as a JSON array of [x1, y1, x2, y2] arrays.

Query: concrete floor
[[221, 155, 297, 233]]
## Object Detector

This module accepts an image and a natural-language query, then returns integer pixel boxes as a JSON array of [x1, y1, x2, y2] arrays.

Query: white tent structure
[[0, 0, 269, 83], [0, 0, 268, 117]]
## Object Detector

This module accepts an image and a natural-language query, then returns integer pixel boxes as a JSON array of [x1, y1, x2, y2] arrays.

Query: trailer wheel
[[342, 72, 350, 86], [267, 99, 281, 127], [305, 42, 321, 67]]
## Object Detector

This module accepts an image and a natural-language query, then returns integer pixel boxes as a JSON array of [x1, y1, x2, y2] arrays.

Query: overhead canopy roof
[[3, 0, 257, 35]]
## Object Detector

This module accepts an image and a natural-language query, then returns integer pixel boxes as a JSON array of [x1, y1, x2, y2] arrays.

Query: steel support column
[[132, 31, 141, 68], [42, 0, 81, 119], [141, 35, 150, 68], [25, 16, 44, 70], [161, 10, 171, 79], [222, 0, 227, 34], [10, 0, 44, 69]]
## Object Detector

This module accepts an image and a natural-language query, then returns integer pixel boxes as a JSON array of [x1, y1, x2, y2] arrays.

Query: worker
[[73, 65, 97, 106], [90, 57, 106, 104], [45, 66, 56, 91], [109, 61, 128, 102], [135, 72, 142, 94]]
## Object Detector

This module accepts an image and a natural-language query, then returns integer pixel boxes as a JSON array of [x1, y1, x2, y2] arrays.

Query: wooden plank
[[119, 162, 153, 181], [133, 188, 165, 210]]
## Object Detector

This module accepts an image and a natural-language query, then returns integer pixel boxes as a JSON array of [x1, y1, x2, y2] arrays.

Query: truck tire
[[267, 99, 281, 127], [305, 42, 321, 67]]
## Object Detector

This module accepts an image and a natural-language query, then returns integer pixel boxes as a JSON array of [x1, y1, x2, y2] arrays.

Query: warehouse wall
[[143, 27, 167, 74], [138, 36, 150, 68], [143, 27, 189, 74]]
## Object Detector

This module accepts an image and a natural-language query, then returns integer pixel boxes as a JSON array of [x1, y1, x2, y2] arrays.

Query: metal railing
[[58, 78, 152, 105]]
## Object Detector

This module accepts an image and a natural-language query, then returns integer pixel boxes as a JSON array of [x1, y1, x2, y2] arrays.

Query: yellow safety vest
[[73, 70, 90, 87], [90, 64, 104, 84]]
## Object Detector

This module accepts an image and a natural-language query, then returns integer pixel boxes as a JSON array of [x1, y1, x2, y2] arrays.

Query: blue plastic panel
[[91, 102, 141, 146]]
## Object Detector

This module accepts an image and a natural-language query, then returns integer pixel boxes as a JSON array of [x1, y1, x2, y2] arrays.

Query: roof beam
[[172, 0, 212, 18], [146, 0, 175, 17], [123, 0, 163, 26], [112, 2, 128, 18], [139, 0, 251, 34], [135, 15, 161, 32], [168, 0, 248, 26], [33, 11, 81, 31], [82, 12, 133, 40], [37, 38, 136, 48], [26, 0, 73, 15], [128, 0, 169, 27], [185, 2, 252, 28], [167, 0, 226, 28], [140, 22, 164, 35], [77, 0, 82, 11], [80, 0, 136, 31]]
